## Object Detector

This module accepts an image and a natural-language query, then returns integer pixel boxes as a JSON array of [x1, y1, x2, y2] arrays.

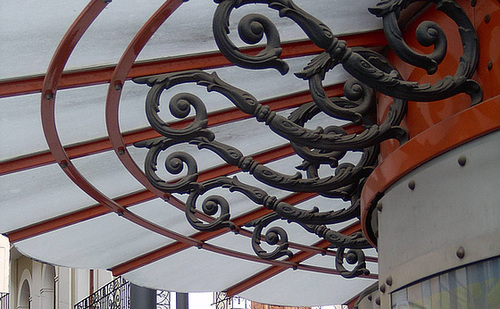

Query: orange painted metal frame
[[7, 144, 295, 243], [225, 223, 377, 298], [364, 0, 500, 247], [38, 0, 291, 266], [39, 0, 216, 249], [0, 31, 386, 99], [111, 192, 316, 276], [0, 84, 347, 176], [362, 96, 500, 246], [7, 0, 384, 301]]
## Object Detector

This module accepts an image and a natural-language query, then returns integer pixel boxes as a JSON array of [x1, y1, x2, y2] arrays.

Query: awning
[[0, 0, 388, 306]]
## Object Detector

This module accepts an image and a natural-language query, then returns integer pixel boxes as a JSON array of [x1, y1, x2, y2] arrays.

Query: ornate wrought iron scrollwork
[[214, 0, 481, 104], [246, 213, 293, 260], [134, 0, 482, 279]]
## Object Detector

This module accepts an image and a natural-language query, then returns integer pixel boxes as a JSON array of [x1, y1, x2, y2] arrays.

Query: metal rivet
[[114, 81, 123, 91], [117, 147, 125, 155], [457, 246, 465, 259], [321, 250, 327, 256], [45, 91, 54, 100], [488, 61, 493, 71], [471, 0, 477, 6], [408, 180, 416, 190], [59, 161, 68, 168], [485, 14, 491, 23], [458, 155, 467, 166], [377, 203, 383, 212], [197, 243, 203, 249], [368, 295, 372, 301], [380, 284, 386, 293], [292, 264, 298, 270], [375, 297, 381, 306], [117, 210, 124, 217], [386, 276, 393, 286]]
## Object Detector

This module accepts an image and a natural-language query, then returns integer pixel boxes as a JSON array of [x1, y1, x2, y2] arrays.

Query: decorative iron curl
[[215, 0, 482, 104], [368, 0, 469, 76], [213, 0, 335, 74], [246, 213, 293, 260], [185, 177, 238, 231], [336, 247, 370, 279], [135, 138, 200, 194], [134, 74, 214, 140], [133, 0, 484, 281], [342, 0, 482, 104]]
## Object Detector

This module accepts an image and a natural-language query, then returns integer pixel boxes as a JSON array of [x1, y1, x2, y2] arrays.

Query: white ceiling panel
[[14, 212, 176, 269], [123, 246, 270, 292], [239, 268, 376, 306], [0, 93, 47, 160], [0, 164, 95, 232]]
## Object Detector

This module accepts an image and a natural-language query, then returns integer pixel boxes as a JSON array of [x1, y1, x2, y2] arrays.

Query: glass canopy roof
[[0, 0, 387, 306]]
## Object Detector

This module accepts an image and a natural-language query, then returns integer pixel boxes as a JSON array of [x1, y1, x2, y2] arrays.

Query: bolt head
[[386, 276, 393, 286], [377, 203, 383, 212], [458, 156, 467, 166], [380, 284, 386, 293], [408, 180, 416, 190], [457, 246, 465, 259], [114, 82, 123, 90]]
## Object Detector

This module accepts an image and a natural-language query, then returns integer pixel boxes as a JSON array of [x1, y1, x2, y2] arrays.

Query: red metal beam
[[7, 144, 295, 242], [0, 84, 346, 176], [345, 296, 360, 309], [0, 30, 387, 98], [224, 222, 376, 297], [38, 0, 206, 252], [12, 0, 380, 288], [111, 191, 317, 276]]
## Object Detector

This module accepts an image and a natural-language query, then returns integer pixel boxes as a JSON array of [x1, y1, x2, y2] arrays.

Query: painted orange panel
[[363, 95, 500, 247], [365, 0, 500, 246], [475, 0, 500, 100], [379, 0, 500, 149]]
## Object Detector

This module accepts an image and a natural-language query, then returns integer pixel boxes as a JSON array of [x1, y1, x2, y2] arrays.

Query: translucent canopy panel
[[0, 163, 96, 231], [0, 93, 47, 160], [123, 247, 270, 293], [239, 268, 376, 306], [0, 0, 381, 78], [14, 212, 176, 269]]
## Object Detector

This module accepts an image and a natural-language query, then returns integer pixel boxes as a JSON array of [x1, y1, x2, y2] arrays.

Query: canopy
[[0, 0, 385, 306]]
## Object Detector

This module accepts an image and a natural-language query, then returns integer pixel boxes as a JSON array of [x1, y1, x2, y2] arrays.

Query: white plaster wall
[[96, 270, 113, 290], [0, 235, 9, 292], [9, 248, 116, 309]]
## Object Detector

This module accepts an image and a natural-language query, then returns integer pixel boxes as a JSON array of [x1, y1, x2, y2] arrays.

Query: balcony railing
[[74, 277, 170, 309], [0, 293, 9, 309], [74, 277, 130, 309]]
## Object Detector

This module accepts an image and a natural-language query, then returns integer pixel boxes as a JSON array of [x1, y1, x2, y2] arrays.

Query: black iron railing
[[74, 277, 170, 309], [0, 293, 9, 309], [74, 277, 130, 309]]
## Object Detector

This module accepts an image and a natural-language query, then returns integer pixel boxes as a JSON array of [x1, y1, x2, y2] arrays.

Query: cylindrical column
[[176, 292, 189, 309], [130, 284, 156, 309]]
